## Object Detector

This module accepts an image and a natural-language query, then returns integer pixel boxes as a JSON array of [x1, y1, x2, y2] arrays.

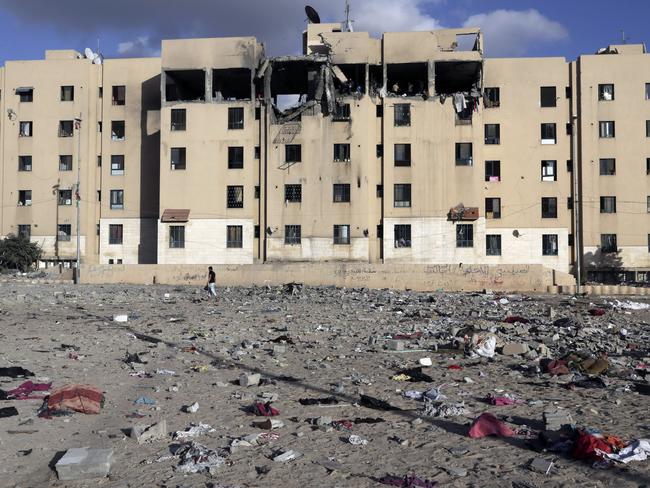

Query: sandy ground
[[0, 281, 649, 488]]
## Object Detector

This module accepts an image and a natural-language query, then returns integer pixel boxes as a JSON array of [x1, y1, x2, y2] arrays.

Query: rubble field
[[0, 281, 649, 487]]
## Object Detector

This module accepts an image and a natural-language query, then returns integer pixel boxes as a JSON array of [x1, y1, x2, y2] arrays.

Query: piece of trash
[[0, 367, 34, 378], [113, 314, 128, 323], [419, 358, 432, 366], [485, 394, 523, 406], [131, 420, 168, 444], [156, 369, 176, 376], [543, 410, 573, 431], [394, 367, 433, 383], [41, 384, 104, 417], [422, 401, 468, 418], [239, 373, 261, 386], [184, 402, 199, 413], [273, 449, 302, 462], [529, 457, 554, 474], [348, 434, 368, 446], [469, 334, 496, 358], [378, 474, 437, 487], [299, 396, 339, 406], [359, 395, 400, 411], [231, 432, 280, 451], [3, 380, 51, 400], [253, 402, 280, 416], [253, 418, 284, 430], [173, 422, 216, 440], [173, 441, 225, 475], [134, 396, 156, 406], [0, 406, 19, 418], [55, 447, 113, 481], [468, 413, 516, 438], [602, 439, 650, 464]]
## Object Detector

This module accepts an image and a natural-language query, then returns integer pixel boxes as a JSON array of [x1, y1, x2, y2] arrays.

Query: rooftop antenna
[[620, 30, 629, 44], [345, 0, 354, 32]]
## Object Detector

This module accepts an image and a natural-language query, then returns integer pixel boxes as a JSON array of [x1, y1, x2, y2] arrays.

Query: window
[[19, 121, 33, 137], [112, 85, 125, 106], [59, 155, 73, 171], [285, 144, 301, 163], [61, 86, 74, 102], [17, 225, 31, 240], [284, 184, 302, 203], [334, 143, 351, 162], [98, 156, 102, 167], [377, 224, 383, 238], [17, 87, 33, 102], [99, 87, 103, 98], [541, 123, 556, 144], [394, 104, 411, 126], [542, 234, 558, 256], [333, 103, 351, 121], [646, 83, 650, 100], [484, 124, 500, 144], [254, 186, 260, 199], [567, 197, 573, 210], [485, 160, 500, 182], [376, 144, 383, 158], [228, 146, 244, 169], [169, 226, 185, 248], [646, 120, 650, 138], [601, 234, 617, 253], [394, 184, 411, 208], [228, 107, 244, 129], [600, 196, 616, 213], [456, 224, 473, 248], [97, 190, 101, 202], [333, 184, 351, 203], [111, 155, 125, 175], [376, 105, 383, 117], [254, 225, 260, 238], [18, 190, 32, 206], [394, 144, 411, 166], [226, 225, 243, 248], [394, 225, 411, 248], [227, 186, 244, 208], [58, 224, 71, 242], [599, 121, 615, 138], [98, 121, 102, 133], [484, 87, 500, 108], [541, 197, 557, 218], [18, 156, 32, 172], [254, 146, 260, 159], [111, 121, 125, 141], [486, 235, 502, 256], [540, 86, 556, 107], [598, 84, 614, 101], [58, 120, 74, 137], [110, 190, 124, 209], [376, 184, 383, 197], [647, 158, 650, 175], [541, 160, 557, 181], [600, 158, 616, 175], [285, 225, 301, 245], [567, 160, 573, 172], [455, 143, 473, 166], [58, 189, 72, 206], [171, 109, 186, 131], [647, 196, 650, 213], [171, 148, 186, 170], [333, 225, 350, 245], [485, 197, 501, 219]]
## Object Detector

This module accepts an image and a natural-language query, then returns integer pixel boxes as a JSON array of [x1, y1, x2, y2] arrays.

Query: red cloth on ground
[[46, 384, 104, 415], [7, 381, 51, 400], [572, 432, 613, 461], [253, 402, 279, 416], [545, 360, 570, 376], [468, 412, 516, 438]]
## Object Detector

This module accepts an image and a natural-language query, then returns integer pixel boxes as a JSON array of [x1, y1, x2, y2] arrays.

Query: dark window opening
[[567, 197, 573, 210], [61, 85, 74, 102], [600, 158, 616, 175], [455, 142, 473, 166], [541, 160, 557, 181], [567, 160, 573, 172], [112, 85, 125, 105], [332, 63, 366, 96], [333, 103, 351, 121], [394, 225, 411, 248], [59, 155, 73, 171], [394, 104, 411, 127], [169, 226, 185, 248], [540, 86, 557, 107], [58, 224, 71, 242], [541, 123, 556, 143], [18, 155, 32, 172], [228, 107, 244, 130], [17, 87, 33, 102], [599, 121, 615, 138], [165, 70, 205, 102], [59, 120, 73, 137], [111, 120, 125, 141], [254, 225, 260, 238], [334, 143, 351, 162], [484, 87, 500, 108], [486, 234, 501, 256], [333, 225, 350, 245], [255, 107, 261, 120], [435, 61, 481, 95], [18, 190, 32, 206], [376, 144, 383, 158], [58, 190, 72, 206], [646, 120, 650, 138], [19, 121, 32, 137], [284, 184, 302, 203], [110, 190, 124, 209], [285, 225, 301, 245], [254, 186, 260, 199], [598, 84, 614, 101], [394, 144, 411, 166], [18, 225, 31, 240], [212, 68, 251, 101], [254, 146, 260, 159], [369, 65, 383, 96], [601, 234, 617, 253], [600, 196, 616, 213], [227, 225, 243, 248], [377, 224, 383, 238], [376, 104, 383, 117], [111, 155, 125, 175], [485, 197, 501, 218], [456, 224, 473, 248], [484, 124, 500, 144], [394, 184, 411, 208], [376, 185, 383, 198], [387, 63, 428, 97], [333, 183, 351, 203], [485, 160, 500, 181], [542, 197, 557, 218], [228, 146, 244, 169], [171, 109, 186, 131], [171, 147, 186, 170], [542, 234, 558, 256], [227, 186, 244, 208], [285, 144, 301, 163], [109, 224, 123, 245]]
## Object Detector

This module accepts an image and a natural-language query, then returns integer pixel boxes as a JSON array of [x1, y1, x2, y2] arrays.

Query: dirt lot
[[0, 281, 649, 487]]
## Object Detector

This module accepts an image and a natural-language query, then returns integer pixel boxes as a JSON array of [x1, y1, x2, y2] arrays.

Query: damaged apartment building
[[1, 18, 650, 284]]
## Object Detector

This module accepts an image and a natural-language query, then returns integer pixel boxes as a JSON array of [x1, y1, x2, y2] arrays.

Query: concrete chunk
[[239, 373, 261, 387], [55, 447, 113, 481], [387, 340, 404, 351], [130, 420, 167, 444], [501, 342, 529, 356]]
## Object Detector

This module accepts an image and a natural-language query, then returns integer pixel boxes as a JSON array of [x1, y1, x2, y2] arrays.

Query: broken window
[[484, 87, 500, 108], [600, 196, 617, 213], [212, 68, 251, 101], [18, 190, 32, 206], [111, 121, 125, 141], [387, 63, 428, 97], [601, 234, 617, 253], [598, 84, 614, 101], [227, 186, 244, 208], [485, 197, 501, 219], [285, 144, 301, 163], [600, 158, 616, 175], [59, 120, 74, 137], [165, 70, 204, 102], [17, 87, 33, 102], [228, 147, 244, 169], [369, 65, 383, 96], [18, 155, 32, 172], [541, 123, 556, 144], [484, 124, 500, 144], [394, 225, 411, 248], [110, 190, 124, 209], [541, 197, 557, 218], [394, 184, 411, 208], [456, 224, 473, 248], [61, 85, 74, 102], [485, 160, 500, 182], [171, 109, 186, 131], [171, 148, 186, 170], [333, 184, 351, 203], [58, 189, 72, 206], [542, 234, 558, 256], [57, 224, 71, 242], [434, 61, 481, 95], [333, 103, 351, 121], [599, 121, 615, 138], [284, 184, 302, 203], [109, 224, 123, 245], [394, 144, 411, 167], [228, 107, 244, 130], [541, 160, 557, 181], [59, 155, 73, 171], [333, 225, 350, 245], [486, 234, 502, 256], [394, 104, 411, 127], [333, 144, 351, 162], [111, 155, 125, 175], [540, 86, 557, 107], [455, 143, 473, 166], [285, 225, 301, 245], [19, 121, 32, 137], [333, 64, 366, 95], [17, 225, 31, 240], [226, 225, 243, 248], [169, 226, 185, 248], [112, 85, 125, 105]]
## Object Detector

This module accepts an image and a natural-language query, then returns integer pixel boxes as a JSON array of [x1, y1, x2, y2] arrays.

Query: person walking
[[207, 266, 217, 301]]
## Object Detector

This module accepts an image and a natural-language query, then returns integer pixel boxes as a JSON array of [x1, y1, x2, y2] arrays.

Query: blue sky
[[0, 0, 648, 65]]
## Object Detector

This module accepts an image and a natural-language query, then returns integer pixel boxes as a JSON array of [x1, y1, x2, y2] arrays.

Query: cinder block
[[55, 447, 113, 481]]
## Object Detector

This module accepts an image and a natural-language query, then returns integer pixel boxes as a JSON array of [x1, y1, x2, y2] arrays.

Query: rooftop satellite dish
[[512, 230, 520, 238], [305, 5, 321, 24], [93, 53, 103, 65], [84, 47, 94, 59]]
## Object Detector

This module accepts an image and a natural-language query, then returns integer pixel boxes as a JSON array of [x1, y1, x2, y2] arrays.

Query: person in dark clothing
[[207, 266, 217, 300]]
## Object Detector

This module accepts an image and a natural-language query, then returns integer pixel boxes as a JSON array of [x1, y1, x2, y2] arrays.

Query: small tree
[[0, 234, 42, 272]]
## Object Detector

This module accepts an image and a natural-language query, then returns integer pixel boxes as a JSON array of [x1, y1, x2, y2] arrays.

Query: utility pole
[[75, 115, 82, 284], [571, 113, 581, 294]]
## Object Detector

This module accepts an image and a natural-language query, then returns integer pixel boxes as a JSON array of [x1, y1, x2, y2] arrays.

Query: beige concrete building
[[0, 22, 648, 283]]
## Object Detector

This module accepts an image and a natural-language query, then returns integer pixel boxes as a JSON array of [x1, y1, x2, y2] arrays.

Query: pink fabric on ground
[[468, 412, 516, 438], [7, 381, 51, 400]]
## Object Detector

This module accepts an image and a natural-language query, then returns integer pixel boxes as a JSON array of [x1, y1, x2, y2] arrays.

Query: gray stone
[[387, 340, 404, 351], [131, 420, 167, 444], [55, 448, 113, 481], [502, 342, 529, 356], [529, 457, 554, 475], [543, 410, 573, 431], [239, 373, 261, 387], [272, 345, 286, 355]]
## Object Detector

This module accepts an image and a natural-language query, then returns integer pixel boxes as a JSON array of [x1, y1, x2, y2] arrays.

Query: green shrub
[[0, 234, 42, 272]]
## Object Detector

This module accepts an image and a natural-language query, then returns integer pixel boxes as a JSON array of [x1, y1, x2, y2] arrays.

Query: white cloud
[[353, 0, 443, 35], [463, 9, 568, 57], [117, 36, 160, 57]]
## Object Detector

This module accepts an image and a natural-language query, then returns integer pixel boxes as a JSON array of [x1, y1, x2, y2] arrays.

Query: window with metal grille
[[18, 155, 32, 172], [111, 155, 125, 175], [17, 87, 33, 102], [59, 120, 73, 137], [486, 234, 501, 256], [484, 87, 499, 108], [18, 190, 32, 206], [599, 158, 616, 175], [61, 85, 74, 102], [228, 107, 244, 129], [456, 224, 473, 248], [541, 123, 556, 143], [228, 146, 244, 169], [485, 160, 500, 181], [112, 85, 125, 105], [333, 103, 350, 121], [542, 234, 558, 255], [455, 143, 472, 165], [394, 104, 411, 126], [484, 124, 500, 144], [109, 224, 123, 245], [599, 121, 615, 138], [226, 225, 243, 248], [394, 224, 411, 248], [169, 225, 184, 248], [285, 225, 301, 245], [110, 189, 124, 209], [394, 184, 411, 207], [394, 144, 411, 166], [333, 225, 350, 245], [171, 109, 186, 131], [333, 184, 351, 203], [334, 143, 351, 162], [540, 86, 556, 107], [58, 224, 71, 242], [601, 234, 617, 253], [541, 160, 557, 181], [56, 189, 72, 205], [171, 147, 186, 170], [485, 197, 501, 218], [541, 197, 557, 218], [284, 184, 302, 202], [227, 186, 244, 208], [18, 224, 31, 240], [59, 155, 73, 171], [598, 84, 614, 101], [285, 144, 301, 163], [19, 121, 32, 137], [600, 196, 616, 213]]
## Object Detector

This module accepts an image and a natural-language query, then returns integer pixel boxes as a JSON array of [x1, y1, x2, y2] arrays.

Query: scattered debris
[[55, 448, 113, 481]]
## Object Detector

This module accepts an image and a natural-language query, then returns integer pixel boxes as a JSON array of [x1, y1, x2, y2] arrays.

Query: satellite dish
[[93, 53, 103, 65], [512, 230, 520, 238], [305, 5, 321, 23], [84, 47, 94, 59]]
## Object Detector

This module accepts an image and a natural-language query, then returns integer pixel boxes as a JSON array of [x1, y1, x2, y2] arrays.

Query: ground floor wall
[[99, 218, 157, 264], [0, 235, 87, 260], [266, 237, 369, 261]]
